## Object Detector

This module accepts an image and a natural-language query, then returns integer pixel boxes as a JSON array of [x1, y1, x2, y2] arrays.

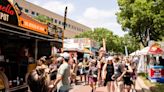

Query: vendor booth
[[63, 43, 84, 62], [0, 0, 62, 91], [147, 43, 164, 83], [136, 42, 164, 83]]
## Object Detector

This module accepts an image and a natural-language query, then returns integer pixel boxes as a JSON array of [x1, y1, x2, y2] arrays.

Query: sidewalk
[[70, 77, 147, 92], [137, 77, 151, 92]]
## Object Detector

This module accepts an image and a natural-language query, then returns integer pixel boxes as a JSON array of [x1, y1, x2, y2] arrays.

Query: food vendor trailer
[[0, 0, 63, 91]]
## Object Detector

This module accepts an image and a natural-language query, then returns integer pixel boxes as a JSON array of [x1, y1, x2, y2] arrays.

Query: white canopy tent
[[130, 50, 140, 56], [139, 47, 150, 55]]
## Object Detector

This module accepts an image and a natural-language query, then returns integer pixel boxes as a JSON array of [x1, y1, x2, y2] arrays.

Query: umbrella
[[148, 43, 164, 55]]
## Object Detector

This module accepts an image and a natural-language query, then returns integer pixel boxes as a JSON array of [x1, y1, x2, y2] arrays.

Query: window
[[36, 13, 39, 16], [59, 21, 61, 25], [31, 11, 35, 15], [19, 7, 23, 10], [25, 9, 29, 13], [54, 19, 57, 23]]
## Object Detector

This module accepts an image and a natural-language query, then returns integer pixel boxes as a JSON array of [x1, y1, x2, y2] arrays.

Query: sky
[[26, 0, 127, 36]]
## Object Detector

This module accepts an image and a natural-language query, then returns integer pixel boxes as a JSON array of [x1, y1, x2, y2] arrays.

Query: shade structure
[[148, 45, 164, 55], [139, 47, 150, 55], [130, 50, 140, 56]]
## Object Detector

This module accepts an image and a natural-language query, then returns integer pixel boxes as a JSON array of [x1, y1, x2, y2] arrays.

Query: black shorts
[[123, 77, 133, 85]]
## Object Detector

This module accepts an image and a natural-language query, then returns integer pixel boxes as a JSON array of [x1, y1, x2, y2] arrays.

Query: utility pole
[[62, 6, 68, 49]]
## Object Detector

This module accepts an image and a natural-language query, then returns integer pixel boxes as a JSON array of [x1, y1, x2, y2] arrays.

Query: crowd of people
[[27, 47, 139, 92]]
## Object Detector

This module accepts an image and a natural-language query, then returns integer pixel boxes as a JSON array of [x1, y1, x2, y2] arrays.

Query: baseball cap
[[60, 52, 70, 60], [106, 56, 113, 61]]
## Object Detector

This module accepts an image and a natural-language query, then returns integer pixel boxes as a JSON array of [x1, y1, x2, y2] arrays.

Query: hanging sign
[[0, 0, 18, 26], [19, 13, 48, 35]]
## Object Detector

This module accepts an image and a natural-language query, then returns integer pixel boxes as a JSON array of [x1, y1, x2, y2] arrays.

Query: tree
[[75, 28, 139, 54], [117, 0, 164, 47], [123, 34, 140, 54]]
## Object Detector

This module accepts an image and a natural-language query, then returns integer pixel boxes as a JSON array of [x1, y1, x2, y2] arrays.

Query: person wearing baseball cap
[[102, 56, 115, 92], [49, 52, 71, 92]]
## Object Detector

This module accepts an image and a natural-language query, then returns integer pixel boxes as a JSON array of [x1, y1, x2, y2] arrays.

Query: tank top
[[124, 65, 131, 77], [106, 64, 114, 76]]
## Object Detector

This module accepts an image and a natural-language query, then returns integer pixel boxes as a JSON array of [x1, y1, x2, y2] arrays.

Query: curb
[[137, 77, 152, 92]]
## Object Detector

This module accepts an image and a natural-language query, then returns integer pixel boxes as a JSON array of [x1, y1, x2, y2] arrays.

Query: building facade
[[12, 0, 91, 38]]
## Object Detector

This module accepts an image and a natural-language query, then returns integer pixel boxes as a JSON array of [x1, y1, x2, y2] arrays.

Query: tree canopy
[[75, 28, 139, 54], [117, 0, 164, 47]]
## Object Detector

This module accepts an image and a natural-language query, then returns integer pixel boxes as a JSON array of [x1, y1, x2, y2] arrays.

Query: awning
[[0, 22, 61, 42], [149, 44, 164, 55]]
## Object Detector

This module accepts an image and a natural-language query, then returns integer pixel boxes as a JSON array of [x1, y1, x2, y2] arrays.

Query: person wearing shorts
[[88, 60, 98, 92], [102, 56, 115, 92], [123, 58, 133, 92]]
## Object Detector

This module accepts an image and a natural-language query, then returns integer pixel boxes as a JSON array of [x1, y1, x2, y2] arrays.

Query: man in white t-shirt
[[50, 52, 71, 92]]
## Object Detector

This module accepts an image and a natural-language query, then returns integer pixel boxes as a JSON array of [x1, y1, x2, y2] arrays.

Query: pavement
[[69, 77, 148, 92], [137, 77, 152, 92]]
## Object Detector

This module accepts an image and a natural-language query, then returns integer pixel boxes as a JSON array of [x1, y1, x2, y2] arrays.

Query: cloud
[[77, 7, 126, 36], [27, 0, 75, 15]]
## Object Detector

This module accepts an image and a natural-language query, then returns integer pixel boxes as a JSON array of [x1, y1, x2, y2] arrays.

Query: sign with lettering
[[0, 0, 18, 25], [47, 23, 63, 39], [19, 13, 48, 35]]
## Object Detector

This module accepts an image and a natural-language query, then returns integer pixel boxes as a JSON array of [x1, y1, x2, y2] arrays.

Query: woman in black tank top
[[123, 58, 133, 92], [102, 56, 115, 92]]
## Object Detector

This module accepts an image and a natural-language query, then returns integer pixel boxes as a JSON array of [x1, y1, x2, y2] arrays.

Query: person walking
[[49, 52, 71, 92], [81, 57, 89, 85], [97, 47, 106, 87], [112, 56, 125, 92], [123, 58, 133, 92], [70, 59, 78, 85], [102, 56, 115, 92], [88, 59, 98, 92]]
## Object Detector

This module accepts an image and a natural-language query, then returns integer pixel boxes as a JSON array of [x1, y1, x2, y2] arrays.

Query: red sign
[[149, 43, 164, 54], [0, 4, 15, 15]]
